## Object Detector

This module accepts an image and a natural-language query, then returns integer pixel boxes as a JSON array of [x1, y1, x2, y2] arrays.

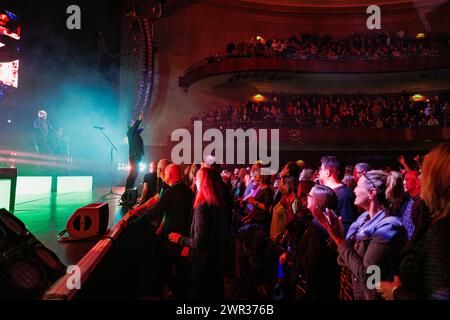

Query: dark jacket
[[400, 196, 431, 256], [252, 186, 274, 224], [396, 216, 450, 300], [179, 203, 229, 299], [145, 181, 194, 255], [142, 172, 157, 203], [33, 117, 50, 136], [127, 119, 144, 160], [334, 184, 357, 236], [297, 219, 340, 300]]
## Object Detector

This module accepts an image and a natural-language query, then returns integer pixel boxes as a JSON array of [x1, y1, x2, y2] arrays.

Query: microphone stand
[[94, 127, 121, 198]]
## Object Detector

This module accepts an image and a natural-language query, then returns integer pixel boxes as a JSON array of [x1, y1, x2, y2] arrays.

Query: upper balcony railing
[[179, 55, 450, 89]]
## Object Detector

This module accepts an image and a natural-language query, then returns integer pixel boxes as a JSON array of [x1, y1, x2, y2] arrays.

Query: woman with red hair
[[169, 167, 229, 300]]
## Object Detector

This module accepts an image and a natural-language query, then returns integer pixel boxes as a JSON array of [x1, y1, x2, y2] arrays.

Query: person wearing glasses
[[315, 170, 407, 300]]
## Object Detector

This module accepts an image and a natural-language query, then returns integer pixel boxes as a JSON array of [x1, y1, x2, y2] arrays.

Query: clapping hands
[[377, 275, 402, 300]]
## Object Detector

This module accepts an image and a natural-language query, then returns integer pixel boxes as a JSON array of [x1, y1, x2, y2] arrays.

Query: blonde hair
[[421, 143, 450, 223], [363, 170, 404, 214]]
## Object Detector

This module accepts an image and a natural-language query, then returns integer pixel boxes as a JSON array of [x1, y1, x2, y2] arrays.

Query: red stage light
[[0, 60, 19, 88]]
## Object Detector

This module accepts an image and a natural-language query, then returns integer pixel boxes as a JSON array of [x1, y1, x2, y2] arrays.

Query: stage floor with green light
[[13, 187, 126, 266]]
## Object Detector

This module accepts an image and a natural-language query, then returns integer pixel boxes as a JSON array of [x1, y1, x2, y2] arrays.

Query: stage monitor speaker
[[58, 203, 109, 241], [0, 209, 67, 299]]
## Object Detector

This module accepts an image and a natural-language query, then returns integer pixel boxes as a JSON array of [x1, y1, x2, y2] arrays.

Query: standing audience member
[[128, 159, 172, 220], [242, 162, 262, 213], [140, 161, 157, 205], [318, 156, 356, 235], [142, 164, 194, 299], [275, 181, 315, 300], [343, 166, 357, 190], [379, 143, 450, 300], [188, 164, 201, 194], [242, 172, 274, 231], [296, 185, 340, 300], [270, 175, 299, 243], [401, 170, 430, 242], [299, 168, 314, 182], [316, 170, 407, 300], [169, 167, 229, 300], [233, 168, 248, 201]]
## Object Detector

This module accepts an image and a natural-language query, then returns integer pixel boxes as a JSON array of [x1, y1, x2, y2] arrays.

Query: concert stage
[[13, 187, 126, 266]]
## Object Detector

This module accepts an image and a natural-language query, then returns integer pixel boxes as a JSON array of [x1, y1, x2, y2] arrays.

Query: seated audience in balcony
[[202, 31, 449, 64], [192, 91, 449, 130]]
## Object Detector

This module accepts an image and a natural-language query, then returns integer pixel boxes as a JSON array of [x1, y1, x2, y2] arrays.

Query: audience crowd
[[203, 31, 449, 64], [191, 92, 450, 129], [120, 143, 450, 300]]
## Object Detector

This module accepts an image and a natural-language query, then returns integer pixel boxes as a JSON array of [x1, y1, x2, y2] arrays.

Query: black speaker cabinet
[[0, 209, 66, 299]]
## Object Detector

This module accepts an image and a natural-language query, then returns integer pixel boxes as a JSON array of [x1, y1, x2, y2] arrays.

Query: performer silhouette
[[33, 110, 54, 154], [125, 112, 145, 189]]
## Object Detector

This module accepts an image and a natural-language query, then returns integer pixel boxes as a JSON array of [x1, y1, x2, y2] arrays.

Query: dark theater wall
[[120, 0, 445, 146]]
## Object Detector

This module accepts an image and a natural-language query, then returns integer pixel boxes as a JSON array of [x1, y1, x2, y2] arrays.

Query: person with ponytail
[[168, 167, 229, 300], [315, 170, 407, 300]]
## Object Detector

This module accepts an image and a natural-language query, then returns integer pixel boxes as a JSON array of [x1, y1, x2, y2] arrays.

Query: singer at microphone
[[124, 112, 145, 191]]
